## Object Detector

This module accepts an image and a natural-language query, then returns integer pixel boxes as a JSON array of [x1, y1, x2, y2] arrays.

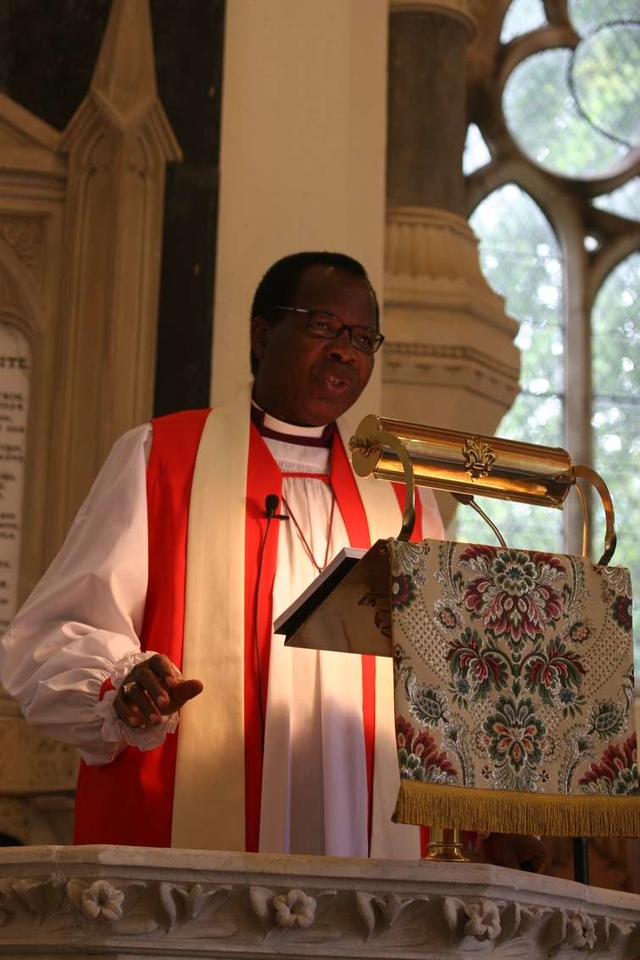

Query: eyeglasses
[[270, 306, 385, 355]]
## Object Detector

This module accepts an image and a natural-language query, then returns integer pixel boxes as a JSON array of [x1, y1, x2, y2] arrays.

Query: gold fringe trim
[[393, 781, 640, 837]]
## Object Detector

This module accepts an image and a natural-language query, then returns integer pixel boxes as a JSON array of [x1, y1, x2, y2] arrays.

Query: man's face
[[251, 264, 377, 426]]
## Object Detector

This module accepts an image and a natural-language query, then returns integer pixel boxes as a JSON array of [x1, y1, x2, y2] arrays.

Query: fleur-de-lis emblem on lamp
[[462, 437, 497, 480]]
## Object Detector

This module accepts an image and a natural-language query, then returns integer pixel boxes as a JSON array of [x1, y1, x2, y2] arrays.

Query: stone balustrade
[[0, 845, 639, 958]]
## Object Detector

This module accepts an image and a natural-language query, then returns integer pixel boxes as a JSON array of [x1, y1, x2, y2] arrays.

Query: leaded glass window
[[456, 1, 640, 659]]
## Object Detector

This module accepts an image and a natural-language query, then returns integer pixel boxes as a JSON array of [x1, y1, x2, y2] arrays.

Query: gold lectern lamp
[[349, 414, 616, 566]]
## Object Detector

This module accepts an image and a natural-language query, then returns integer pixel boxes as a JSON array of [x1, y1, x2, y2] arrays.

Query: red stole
[[74, 409, 423, 850], [74, 410, 209, 845]]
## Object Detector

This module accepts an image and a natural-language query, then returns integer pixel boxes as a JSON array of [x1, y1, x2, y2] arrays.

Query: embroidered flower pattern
[[588, 699, 626, 740], [569, 620, 591, 643], [461, 546, 564, 645], [391, 573, 416, 610], [408, 684, 449, 727], [447, 628, 508, 701], [523, 638, 585, 711], [484, 696, 545, 787], [578, 732, 638, 796], [435, 601, 459, 631], [397, 716, 458, 784], [450, 676, 471, 707], [612, 594, 632, 631]]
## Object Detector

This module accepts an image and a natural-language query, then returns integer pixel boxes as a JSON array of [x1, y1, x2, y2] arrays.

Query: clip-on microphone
[[265, 494, 289, 521]]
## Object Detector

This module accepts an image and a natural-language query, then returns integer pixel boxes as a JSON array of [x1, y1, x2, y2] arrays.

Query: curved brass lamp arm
[[377, 430, 416, 540], [349, 427, 416, 540], [573, 479, 590, 559], [453, 494, 508, 549], [572, 464, 617, 566]]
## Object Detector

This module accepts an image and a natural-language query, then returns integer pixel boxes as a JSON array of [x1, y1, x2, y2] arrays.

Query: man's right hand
[[113, 654, 203, 729]]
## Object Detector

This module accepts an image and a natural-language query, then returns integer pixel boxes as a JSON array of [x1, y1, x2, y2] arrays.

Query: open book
[[274, 540, 393, 657]]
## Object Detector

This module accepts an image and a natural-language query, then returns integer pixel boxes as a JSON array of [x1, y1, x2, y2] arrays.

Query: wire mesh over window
[[568, 0, 640, 38], [453, 186, 564, 553], [500, 0, 546, 43], [462, 1, 639, 661], [503, 50, 630, 178], [462, 123, 491, 175], [591, 253, 640, 649], [570, 22, 640, 147], [593, 177, 640, 222]]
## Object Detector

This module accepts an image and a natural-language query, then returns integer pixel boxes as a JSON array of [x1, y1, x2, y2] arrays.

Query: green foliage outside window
[[457, 1, 640, 660], [453, 185, 563, 554]]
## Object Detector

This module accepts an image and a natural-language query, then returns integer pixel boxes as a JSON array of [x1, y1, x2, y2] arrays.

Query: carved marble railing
[[0, 846, 639, 958]]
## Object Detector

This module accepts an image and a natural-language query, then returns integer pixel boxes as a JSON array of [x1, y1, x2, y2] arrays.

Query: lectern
[[277, 417, 639, 874]]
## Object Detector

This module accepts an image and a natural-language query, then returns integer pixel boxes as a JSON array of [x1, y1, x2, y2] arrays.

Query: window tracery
[[457, 0, 640, 661]]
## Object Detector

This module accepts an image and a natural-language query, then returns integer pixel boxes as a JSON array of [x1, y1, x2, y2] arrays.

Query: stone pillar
[[383, 0, 520, 525], [212, 0, 388, 423], [387, 3, 469, 215]]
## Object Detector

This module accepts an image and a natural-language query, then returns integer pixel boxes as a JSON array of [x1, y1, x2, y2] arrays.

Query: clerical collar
[[251, 403, 335, 448]]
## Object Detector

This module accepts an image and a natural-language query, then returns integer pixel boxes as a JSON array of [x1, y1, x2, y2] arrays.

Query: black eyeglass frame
[[269, 305, 385, 355]]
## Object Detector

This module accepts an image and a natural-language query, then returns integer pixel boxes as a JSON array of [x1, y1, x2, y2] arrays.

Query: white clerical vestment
[[0, 388, 443, 858]]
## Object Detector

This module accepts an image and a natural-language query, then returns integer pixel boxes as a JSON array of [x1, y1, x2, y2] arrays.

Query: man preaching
[[1, 251, 445, 858]]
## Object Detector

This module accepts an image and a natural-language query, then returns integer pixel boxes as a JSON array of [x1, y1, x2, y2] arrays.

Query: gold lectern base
[[423, 828, 472, 862]]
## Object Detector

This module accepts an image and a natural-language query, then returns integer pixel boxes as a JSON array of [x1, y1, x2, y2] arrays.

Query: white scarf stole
[[171, 386, 251, 850]]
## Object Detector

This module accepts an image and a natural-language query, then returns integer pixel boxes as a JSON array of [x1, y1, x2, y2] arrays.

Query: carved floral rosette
[[390, 538, 639, 836]]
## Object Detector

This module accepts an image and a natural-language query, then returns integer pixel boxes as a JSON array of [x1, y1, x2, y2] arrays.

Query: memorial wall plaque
[[0, 322, 29, 632]]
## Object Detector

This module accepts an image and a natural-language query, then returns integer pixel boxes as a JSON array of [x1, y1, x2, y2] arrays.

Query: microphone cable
[[252, 494, 288, 750]]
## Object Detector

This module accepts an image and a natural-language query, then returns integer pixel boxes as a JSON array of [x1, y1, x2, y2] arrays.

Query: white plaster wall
[[212, 0, 388, 423]]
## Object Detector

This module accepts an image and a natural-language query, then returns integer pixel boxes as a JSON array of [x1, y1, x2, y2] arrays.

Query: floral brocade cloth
[[390, 539, 640, 837]]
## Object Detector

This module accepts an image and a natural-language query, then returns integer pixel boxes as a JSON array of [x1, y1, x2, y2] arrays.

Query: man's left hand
[[113, 653, 204, 729]]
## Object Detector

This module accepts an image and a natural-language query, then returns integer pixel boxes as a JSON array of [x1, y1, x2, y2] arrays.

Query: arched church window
[[456, 1, 640, 658], [462, 123, 491, 175], [454, 185, 563, 552], [500, 0, 546, 43], [593, 178, 640, 220], [591, 253, 640, 596]]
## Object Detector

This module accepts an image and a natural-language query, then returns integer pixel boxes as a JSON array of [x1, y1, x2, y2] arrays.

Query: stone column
[[388, 2, 469, 215], [212, 0, 388, 423], [383, 0, 520, 525]]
